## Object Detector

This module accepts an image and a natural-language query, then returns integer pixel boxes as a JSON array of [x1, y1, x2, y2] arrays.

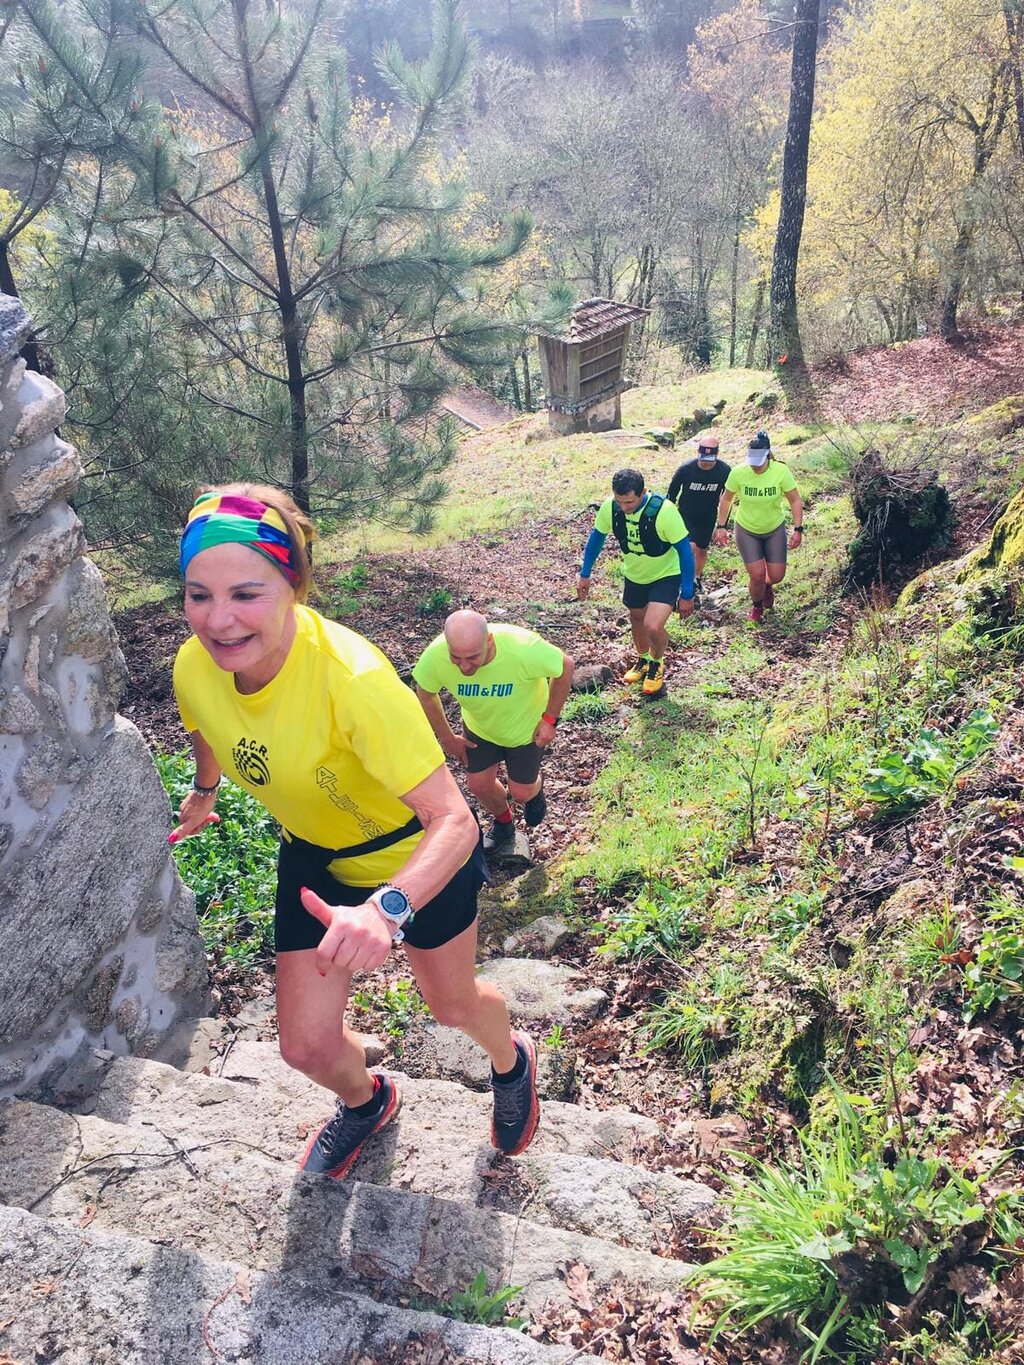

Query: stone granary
[[536, 297, 650, 434], [0, 294, 208, 1098]]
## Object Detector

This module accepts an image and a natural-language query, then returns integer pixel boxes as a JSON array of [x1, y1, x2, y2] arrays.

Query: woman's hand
[[301, 889, 394, 977], [788, 528, 803, 551], [712, 527, 729, 548], [168, 790, 221, 844]]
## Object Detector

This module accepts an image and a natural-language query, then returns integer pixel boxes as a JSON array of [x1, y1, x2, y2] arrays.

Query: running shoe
[[749, 602, 765, 624], [623, 655, 649, 684], [523, 784, 547, 828], [642, 657, 666, 696], [483, 817, 516, 853], [491, 1033, 540, 1156], [763, 583, 775, 610], [300, 1073, 401, 1179]]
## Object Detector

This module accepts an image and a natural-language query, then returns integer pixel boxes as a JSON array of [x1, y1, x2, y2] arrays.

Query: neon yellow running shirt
[[724, 460, 797, 535], [413, 624, 564, 748], [593, 495, 687, 584]]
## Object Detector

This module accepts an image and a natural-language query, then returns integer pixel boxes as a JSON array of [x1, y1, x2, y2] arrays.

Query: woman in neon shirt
[[712, 432, 804, 623]]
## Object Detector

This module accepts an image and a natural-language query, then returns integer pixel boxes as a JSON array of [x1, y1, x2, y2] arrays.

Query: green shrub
[[430, 1271, 524, 1329], [418, 587, 453, 615], [597, 889, 704, 961], [691, 1089, 1015, 1362], [964, 891, 1024, 1020], [862, 709, 998, 814], [157, 751, 278, 968]]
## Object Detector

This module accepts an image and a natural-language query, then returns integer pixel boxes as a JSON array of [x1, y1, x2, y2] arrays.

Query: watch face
[[379, 889, 409, 918]]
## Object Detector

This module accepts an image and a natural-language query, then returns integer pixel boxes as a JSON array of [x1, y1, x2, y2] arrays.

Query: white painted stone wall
[[0, 295, 209, 1096]]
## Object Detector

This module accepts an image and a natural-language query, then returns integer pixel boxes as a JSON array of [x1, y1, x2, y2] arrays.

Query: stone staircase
[[0, 1002, 716, 1362]]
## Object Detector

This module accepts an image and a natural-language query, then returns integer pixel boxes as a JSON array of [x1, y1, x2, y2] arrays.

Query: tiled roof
[[542, 297, 650, 344]]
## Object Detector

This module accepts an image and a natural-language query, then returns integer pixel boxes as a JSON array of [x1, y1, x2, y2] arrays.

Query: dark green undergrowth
[[157, 751, 278, 968]]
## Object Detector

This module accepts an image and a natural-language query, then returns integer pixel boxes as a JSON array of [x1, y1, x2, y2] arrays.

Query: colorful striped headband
[[179, 493, 301, 586]]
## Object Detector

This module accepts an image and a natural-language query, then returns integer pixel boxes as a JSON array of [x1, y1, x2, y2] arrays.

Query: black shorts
[[622, 574, 680, 609], [687, 525, 715, 552], [464, 726, 544, 784], [274, 833, 486, 953]]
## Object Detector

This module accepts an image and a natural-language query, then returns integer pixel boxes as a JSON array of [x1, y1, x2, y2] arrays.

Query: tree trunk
[[939, 67, 1010, 339], [521, 348, 532, 411], [745, 276, 766, 368], [768, 0, 821, 369], [728, 214, 741, 367], [1005, 1, 1024, 161], [509, 358, 522, 410]]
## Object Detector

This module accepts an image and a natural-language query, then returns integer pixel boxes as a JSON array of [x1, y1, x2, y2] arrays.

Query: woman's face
[[183, 542, 297, 690]]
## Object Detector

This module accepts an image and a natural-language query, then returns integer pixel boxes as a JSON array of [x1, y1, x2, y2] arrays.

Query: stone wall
[[0, 295, 208, 1096]]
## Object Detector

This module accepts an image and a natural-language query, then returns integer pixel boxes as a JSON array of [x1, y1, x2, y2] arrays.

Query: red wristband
[[542, 712, 559, 726]]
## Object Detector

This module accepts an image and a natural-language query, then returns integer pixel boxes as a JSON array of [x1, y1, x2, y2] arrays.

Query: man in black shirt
[[666, 433, 731, 597]]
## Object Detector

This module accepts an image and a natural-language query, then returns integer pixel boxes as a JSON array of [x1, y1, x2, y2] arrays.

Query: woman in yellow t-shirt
[[712, 431, 804, 623], [170, 483, 539, 1177]]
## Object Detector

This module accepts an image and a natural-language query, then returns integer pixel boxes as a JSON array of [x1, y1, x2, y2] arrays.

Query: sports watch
[[369, 884, 416, 942]]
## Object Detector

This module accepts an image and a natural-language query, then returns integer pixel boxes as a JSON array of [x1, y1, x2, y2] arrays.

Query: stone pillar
[[0, 295, 209, 1097]]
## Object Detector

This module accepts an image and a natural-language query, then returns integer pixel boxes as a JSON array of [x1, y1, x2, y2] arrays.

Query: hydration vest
[[611, 493, 670, 557]]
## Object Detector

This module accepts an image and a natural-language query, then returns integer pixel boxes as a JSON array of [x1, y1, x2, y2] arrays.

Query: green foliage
[[862, 709, 998, 814], [543, 1023, 565, 1051], [692, 1090, 1014, 1361], [417, 587, 454, 616], [430, 1270, 524, 1329], [157, 751, 278, 968], [964, 891, 1024, 1021], [641, 965, 745, 1070], [328, 561, 372, 617], [598, 888, 705, 962], [560, 692, 612, 724], [351, 979, 428, 1039]]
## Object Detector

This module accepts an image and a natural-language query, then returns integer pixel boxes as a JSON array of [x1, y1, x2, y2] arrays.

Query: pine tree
[[20, 0, 532, 524]]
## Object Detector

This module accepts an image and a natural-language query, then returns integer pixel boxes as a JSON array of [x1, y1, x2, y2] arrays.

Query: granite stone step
[[0, 1097, 693, 1315], [0, 1202, 597, 1364], [78, 1047, 667, 1213]]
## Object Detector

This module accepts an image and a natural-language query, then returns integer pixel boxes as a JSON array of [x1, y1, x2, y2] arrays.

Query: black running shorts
[[622, 574, 680, 609], [464, 726, 544, 785], [274, 833, 485, 953]]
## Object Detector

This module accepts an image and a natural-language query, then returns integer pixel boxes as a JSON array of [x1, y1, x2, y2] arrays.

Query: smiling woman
[[169, 483, 540, 1179]]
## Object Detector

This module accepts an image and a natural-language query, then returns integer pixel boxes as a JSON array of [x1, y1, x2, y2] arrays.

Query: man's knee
[[509, 777, 540, 803], [466, 766, 500, 799]]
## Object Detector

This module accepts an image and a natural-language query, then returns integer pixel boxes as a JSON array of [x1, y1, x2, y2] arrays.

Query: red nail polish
[[168, 832, 179, 845]]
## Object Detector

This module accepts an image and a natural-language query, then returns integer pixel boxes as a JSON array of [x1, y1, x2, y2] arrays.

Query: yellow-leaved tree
[[800, 0, 1014, 345]]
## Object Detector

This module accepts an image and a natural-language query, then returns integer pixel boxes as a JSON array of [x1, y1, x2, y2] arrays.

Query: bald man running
[[414, 611, 574, 854]]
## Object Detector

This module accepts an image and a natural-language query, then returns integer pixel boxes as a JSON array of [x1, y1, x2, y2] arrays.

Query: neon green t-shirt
[[173, 605, 444, 887], [413, 624, 564, 748], [593, 494, 687, 584], [724, 460, 797, 535]]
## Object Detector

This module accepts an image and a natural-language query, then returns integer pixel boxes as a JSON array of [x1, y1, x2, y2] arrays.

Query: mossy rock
[[969, 486, 1024, 575], [643, 427, 676, 448], [675, 399, 727, 441], [962, 393, 1024, 436]]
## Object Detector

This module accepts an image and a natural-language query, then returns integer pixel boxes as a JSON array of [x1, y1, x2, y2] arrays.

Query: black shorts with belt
[[274, 830, 488, 953]]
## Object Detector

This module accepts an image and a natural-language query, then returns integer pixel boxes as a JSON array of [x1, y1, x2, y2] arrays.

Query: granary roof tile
[[541, 297, 650, 344]]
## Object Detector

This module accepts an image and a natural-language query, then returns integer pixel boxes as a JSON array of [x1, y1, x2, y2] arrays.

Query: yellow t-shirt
[[173, 606, 444, 886]]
